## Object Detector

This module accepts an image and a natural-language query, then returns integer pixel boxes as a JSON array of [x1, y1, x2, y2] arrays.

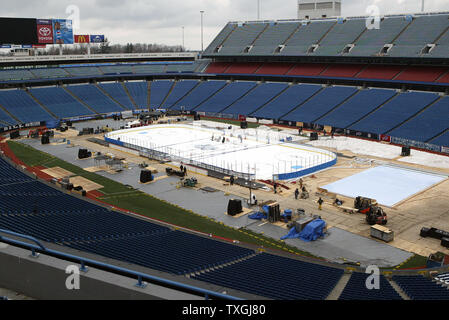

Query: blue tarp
[[249, 212, 267, 220], [299, 219, 327, 242], [281, 219, 327, 242]]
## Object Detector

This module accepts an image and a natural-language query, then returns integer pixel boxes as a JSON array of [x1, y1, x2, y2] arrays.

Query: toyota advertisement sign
[[36, 19, 53, 44]]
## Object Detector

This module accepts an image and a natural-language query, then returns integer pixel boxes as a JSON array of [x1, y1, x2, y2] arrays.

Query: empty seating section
[[98, 83, 135, 110], [252, 84, 322, 119], [350, 91, 439, 134], [314, 19, 366, 56], [66, 231, 254, 275], [430, 130, 449, 147], [287, 63, 328, 76], [394, 66, 447, 82], [67, 84, 124, 114], [0, 108, 18, 126], [165, 64, 195, 73], [161, 80, 199, 109], [204, 23, 236, 55], [256, 63, 294, 75], [356, 65, 404, 80], [249, 22, 299, 55], [339, 273, 402, 300], [30, 68, 70, 79], [437, 71, 449, 83], [389, 15, 449, 57], [0, 90, 54, 123], [316, 88, 397, 128], [132, 64, 166, 74], [149, 80, 173, 109], [283, 86, 358, 123], [350, 16, 410, 56], [282, 20, 336, 55], [194, 253, 344, 300], [171, 81, 227, 111], [29, 87, 94, 119], [0, 69, 35, 82], [197, 82, 257, 114], [393, 275, 449, 300], [321, 64, 365, 78], [192, 60, 211, 73], [0, 158, 31, 184], [222, 83, 289, 116], [430, 27, 449, 57], [125, 82, 148, 109], [217, 23, 268, 55], [225, 62, 262, 74], [99, 65, 133, 75], [389, 96, 449, 142], [65, 67, 103, 77], [205, 62, 231, 73]]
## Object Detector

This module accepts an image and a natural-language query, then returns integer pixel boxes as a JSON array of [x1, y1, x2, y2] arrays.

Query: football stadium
[[1, 0, 449, 303]]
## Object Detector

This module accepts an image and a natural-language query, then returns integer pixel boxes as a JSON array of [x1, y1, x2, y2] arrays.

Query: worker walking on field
[[295, 188, 300, 200], [318, 197, 324, 211]]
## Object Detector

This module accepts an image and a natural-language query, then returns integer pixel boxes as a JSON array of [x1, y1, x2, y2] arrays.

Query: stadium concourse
[[1, 11, 449, 301]]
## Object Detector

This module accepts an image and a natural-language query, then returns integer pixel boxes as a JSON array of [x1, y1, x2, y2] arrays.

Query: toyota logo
[[39, 27, 51, 37]]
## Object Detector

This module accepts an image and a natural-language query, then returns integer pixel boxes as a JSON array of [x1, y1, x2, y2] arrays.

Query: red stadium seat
[[286, 63, 328, 76], [255, 63, 295, 75], [321, 64, 366, 78], [356, 65, 404, 80], [394, 66, 448, 82]]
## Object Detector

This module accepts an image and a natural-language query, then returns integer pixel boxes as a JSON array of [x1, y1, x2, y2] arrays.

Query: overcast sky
[[2, 0, 449, 50]]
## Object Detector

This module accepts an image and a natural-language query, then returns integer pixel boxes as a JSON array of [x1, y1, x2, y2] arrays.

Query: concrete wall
[[0, 244, 201, 300]]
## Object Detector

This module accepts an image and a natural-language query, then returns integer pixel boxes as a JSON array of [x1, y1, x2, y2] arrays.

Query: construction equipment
[[354, 196, 377, 210], [182, 177, 198, 188], [364, 206, 388, 226], [28, 127, 49, 138]]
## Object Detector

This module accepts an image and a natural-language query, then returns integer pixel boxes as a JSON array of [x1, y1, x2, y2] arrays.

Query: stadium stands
[[149, 80, 174, 109], [339, 272, 402, 300], [196, 81, 257, 114], [249, 22, 299, 55], [313, 18, 366, 56], [99, 65, 134, 75], [98, 82, 135, 110], [287, 63, 328, 76], [316, 88, 397, 129], [388, 96, 449, 142], [66, 231, 254, 276], [171, 80, 228, 111], [282, 86, 359, 123], [161, 80, 199, 109], [0, 69, 35, 82], [252, 84, 322, 119], [66, 84, 124, 114], [124, 81, 148, 109], [0, 89, 55, 123], [132, 64, 166, 74], [394, 66, 447, 82], [349, 16, 410, 57], [221, 82, 289, 116], [393, 275, 449, 300], [430, 130, 449, 146], [350, 91, 440, 134], [194, 253, 344, 300], [356, 65, 404, 80], [281, 20, 336, 56], [205, 62, 231, 74], [65, 67, 103, 77], [321, 64, 365, 78], [225, 62, 263, 74], [215, 23, 268, 56], [203, 23, 236, 55], [255, 63, 295, 75], [30, 68, 70, 79], [388, 14, 449, 57], [29, 87, 95, 119]]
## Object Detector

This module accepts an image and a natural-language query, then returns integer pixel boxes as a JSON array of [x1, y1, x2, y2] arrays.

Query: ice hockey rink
[[105, 122, 337, 180], [322, 165, 448, 207]]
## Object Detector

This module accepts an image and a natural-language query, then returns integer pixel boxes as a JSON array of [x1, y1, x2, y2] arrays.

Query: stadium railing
[[0, 228, 242, 300]]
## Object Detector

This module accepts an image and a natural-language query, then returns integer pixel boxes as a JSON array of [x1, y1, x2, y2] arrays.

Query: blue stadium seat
[[66, 84, 125, 114]]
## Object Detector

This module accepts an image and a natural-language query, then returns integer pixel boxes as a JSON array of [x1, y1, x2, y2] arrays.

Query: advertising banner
[[90, 35, 105, 43], [74, 35, 90, 43], [379, 134, 391, 143], [36, 19, 53, 44], [391, 136, 441, 153], [53, 19, 73, 44]]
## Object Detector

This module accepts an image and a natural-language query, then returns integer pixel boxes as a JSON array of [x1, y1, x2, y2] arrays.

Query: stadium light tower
[[421, 0, 425, 12], [182, 26, 185, 51], [200, 10, 205, 52]]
